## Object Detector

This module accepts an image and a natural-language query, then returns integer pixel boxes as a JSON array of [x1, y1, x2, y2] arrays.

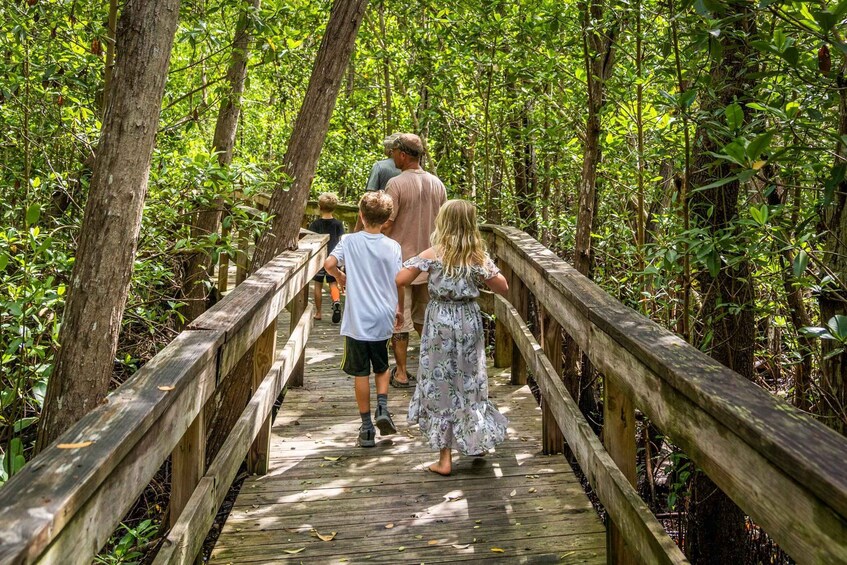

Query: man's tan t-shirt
[[386, 168, 447, 283]]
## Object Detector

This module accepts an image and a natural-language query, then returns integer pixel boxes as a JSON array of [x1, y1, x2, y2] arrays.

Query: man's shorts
[[341, 337, 390, 376], [398, 284, 429, 333], [313, 269, 336, 284]]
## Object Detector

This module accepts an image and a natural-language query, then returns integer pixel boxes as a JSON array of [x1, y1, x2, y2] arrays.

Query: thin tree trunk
[[818, 55, 847, 435], [251, 0, 370, 267], [37, 0, 181, 451], [103, 0, 118, 118], [685, 3, 758, 561], [180, 0, 261, 326]]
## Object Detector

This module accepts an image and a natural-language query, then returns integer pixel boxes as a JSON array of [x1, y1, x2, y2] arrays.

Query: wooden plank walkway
[[210, 297, 606, 564]]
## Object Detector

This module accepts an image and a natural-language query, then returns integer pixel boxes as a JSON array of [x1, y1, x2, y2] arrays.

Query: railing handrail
[[484, 224, 847, 563], [0, 234, 327, 565]]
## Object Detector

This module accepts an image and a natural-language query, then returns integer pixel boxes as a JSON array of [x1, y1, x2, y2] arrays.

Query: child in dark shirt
[[308, 193, 345, 323]]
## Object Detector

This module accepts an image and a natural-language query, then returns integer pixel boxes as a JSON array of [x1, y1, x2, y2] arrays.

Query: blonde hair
[[318, 192, 339, 212], [431, 199, 487, 278], [360, 191, 393, 227]]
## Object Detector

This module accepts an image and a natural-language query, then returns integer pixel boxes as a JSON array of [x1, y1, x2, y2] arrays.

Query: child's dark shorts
[[342, 337, 390, 376], [312, 268, 336, 284]]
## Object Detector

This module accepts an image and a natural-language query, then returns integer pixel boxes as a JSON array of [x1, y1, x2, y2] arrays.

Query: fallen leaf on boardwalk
[[428, 540, 439, 545], [283, 548, 305, 554], [509, 489, 517, 497], [385, 523, 394, 529], [525, 474, 539, 479], [491, 547, 505, 553], [311, 528, 337, 541], [323, 456, 341, 461], [398, 546, 405, 552], [157, 385, 175, 391], [251, 504, 259, 509], [57, 441, 93, 449], [528, 487, 537, 493], [475, 520, 482, 524], [447, 495, 464, 502], [415, 535, 423, 539], [453, 543, 471, 549]]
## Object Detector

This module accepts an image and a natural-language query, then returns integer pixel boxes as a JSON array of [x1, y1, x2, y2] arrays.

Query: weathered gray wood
[[495, 296, 687, 565], [216, 221, 230, 293], [235, 231, 248, 285], [541, 308, 564, 455], [288, 286, 308, 387], [209, 300, 604, 563], [171, 407, 206, 529], [491, 225, 847, 563], [247, 320, 277, 475], [494, 261, 514, 368], [155, 305, 313, 565], [0, 330, 222, 565], [604, 374, 637, 565], [508, 267, 528, 385], [190, 233, 325, 379]]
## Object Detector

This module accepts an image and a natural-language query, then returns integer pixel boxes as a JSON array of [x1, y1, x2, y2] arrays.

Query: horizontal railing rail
[[483, 224, 847, 564], [0, 233, 326, 565]]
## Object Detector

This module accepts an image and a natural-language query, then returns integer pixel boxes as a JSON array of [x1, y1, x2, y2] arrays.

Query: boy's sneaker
[[357, 425, 376, 447], [332, 301, 342, 324], [374, 405, 397, 436]]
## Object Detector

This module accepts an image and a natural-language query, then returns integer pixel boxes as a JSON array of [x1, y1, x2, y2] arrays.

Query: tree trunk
[[251, 0, 369, 268], [37, 0, 181, 451], [510, 97, 538, 239], [565, 0, 617, 418], [180, 0, 261, 326], [818, 57, 847, 435], [685, 3, 758, 561]]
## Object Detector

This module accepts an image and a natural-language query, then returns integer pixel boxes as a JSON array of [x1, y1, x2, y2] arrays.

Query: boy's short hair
[[318, 192, 339, 212], [360, 191, 393, 227]]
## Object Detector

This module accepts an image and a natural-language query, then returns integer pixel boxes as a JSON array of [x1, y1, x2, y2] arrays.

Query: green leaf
[[750, 204, 768, 226], [721, 140, 747, 165], [0, 253, 8, 271], [827, 315, 847, 342], [25, 204, 41, 227], [800, 326, 832, 339], [793, 250, 809, 278], [747, 132, 773, 161], [725, 103, 744, 131], [695, 174, 740, 192]]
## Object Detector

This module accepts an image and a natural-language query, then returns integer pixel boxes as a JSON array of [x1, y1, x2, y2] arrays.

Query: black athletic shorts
[[341, 337, 390, 376], [313, 269, 336, 284]]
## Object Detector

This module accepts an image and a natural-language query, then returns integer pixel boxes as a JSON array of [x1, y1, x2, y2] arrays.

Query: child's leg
[[329, 281, 340, 302], [354, 376, 371, 416], [428, 447, 452, 476], [313, 280, 323, 318], [374, 367, 390, 395]]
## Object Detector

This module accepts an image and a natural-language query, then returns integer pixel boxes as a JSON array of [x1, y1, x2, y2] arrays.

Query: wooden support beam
[[509, 268, 528, 385], [289, 285, 309, 387], [216, 220, 230, 293], [235, 231, 248, 286], [604, 374, 637, 564], [494, 262, 513, 369], [541, 308, 564, 455], [247, 320, 277, 475], [170, 407, 206, 529]]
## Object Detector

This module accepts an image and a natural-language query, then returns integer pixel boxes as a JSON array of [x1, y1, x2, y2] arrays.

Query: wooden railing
[[0, 233, 326, 565], [482, 225, 847, 564]]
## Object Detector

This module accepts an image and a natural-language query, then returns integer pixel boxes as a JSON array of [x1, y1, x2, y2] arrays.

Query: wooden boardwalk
[[210, 298, 606, 564]]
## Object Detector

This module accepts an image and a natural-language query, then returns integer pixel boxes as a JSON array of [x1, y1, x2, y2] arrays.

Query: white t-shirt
[[331, 231, 402, 341]]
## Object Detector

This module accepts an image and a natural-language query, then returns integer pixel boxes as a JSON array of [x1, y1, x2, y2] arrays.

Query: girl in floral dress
[[396, 199, 510, 475]]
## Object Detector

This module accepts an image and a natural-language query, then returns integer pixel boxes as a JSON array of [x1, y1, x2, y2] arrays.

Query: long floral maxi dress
[[405, 256, 508, 455]]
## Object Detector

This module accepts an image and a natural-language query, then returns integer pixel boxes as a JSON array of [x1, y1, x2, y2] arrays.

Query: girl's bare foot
[[427, 447, 452, 476], [427, 463, 451, 476], [313, 314, 322, 320]]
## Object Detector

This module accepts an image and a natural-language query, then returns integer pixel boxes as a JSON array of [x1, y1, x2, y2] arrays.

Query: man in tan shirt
[[383, 133, 447, 387]]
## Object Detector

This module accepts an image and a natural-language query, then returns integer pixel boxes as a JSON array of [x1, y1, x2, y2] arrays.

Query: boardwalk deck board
[[210, 298, 606, 564]]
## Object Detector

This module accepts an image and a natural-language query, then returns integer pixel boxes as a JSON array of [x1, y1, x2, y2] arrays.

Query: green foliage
[[93, 520, 158, 565]]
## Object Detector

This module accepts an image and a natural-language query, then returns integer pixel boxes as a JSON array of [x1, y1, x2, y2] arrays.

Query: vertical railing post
[[288, 284, 308, 387], [604, 373, 637, 564], [217, 218, 231, 294], [235, 231, 248, 286], [247, 320, 277, 475], [170, 407, 205, 529], [508, 269, 528, 386], [494, 262, 514, 369], [541, 308, 564, 455]]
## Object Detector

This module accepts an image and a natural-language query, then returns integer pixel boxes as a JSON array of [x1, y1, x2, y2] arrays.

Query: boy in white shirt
[[324, 191, 403, 447]]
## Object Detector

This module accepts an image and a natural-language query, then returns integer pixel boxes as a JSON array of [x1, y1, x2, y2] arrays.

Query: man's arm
[[324, 255, 346, 289]]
